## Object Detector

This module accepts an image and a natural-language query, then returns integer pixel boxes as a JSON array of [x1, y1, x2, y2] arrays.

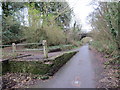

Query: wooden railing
[[2, 40, 48, 58]]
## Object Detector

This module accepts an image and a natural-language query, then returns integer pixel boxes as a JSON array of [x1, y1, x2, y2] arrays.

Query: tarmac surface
[[31, 44, 103, 88]]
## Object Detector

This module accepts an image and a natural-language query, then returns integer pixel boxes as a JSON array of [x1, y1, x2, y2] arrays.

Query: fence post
[[42, 40, 48, 58], [12, 43, 16, 53]]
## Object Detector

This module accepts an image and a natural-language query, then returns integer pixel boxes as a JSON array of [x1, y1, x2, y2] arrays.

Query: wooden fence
[[1, 40, 48, 58]]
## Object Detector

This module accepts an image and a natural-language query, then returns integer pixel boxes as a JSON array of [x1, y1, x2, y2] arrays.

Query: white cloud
[[68, 0, 93, 32], [0, 3, 2, 16]]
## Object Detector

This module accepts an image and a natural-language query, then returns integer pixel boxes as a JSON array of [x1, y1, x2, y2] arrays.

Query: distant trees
[[23, 2, 71, 45], [2, 2, 24, 44], [88, 2, 119, 55], [2, 2, 81, 45]]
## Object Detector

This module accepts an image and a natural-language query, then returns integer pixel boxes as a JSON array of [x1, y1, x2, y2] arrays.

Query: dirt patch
[[2, 73, 46, 89], [89, 47, 119, 88]]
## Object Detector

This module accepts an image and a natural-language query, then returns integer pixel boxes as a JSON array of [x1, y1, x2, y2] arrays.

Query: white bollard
[[12, 43, 16, 53], [42, 40, 48, 58]]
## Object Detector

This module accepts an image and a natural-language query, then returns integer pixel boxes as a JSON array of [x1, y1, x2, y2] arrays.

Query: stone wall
[[1, 51, 77, 76]]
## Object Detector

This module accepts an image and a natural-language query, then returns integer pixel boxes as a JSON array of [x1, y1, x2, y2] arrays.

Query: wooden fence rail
[[2, 40, 48, 58], [2, 41, 73, 59], [0, 43, 42, 47]]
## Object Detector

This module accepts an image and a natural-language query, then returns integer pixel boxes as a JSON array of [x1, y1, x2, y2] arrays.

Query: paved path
[[31, 44, 101, 88]]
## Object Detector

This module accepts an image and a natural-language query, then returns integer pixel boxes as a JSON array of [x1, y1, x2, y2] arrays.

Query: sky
[[68, 0, 94, 32], [0, 3, 2, 16]]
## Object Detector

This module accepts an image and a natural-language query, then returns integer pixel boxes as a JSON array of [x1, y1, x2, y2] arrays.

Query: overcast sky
[[0, 3, 2, 16], [68, 0, 93, 32]]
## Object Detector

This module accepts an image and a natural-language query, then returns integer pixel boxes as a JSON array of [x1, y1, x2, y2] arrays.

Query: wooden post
[[12, 43, 16, 53], [42, 40, 48, 58]]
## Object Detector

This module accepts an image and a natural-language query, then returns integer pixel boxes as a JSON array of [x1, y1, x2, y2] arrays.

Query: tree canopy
[[2, 2, 81, 45]]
